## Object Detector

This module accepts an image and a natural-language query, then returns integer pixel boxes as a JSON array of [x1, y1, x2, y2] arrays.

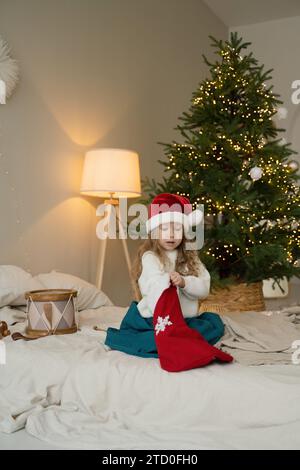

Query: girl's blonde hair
[[130, 233, 206, 301]]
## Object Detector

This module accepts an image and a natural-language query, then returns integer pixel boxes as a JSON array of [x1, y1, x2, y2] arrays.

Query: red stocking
[[153, 284, 233, 372]]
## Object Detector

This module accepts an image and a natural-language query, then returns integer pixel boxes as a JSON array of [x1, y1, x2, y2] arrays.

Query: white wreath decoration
[[0, 35, 19, 100]]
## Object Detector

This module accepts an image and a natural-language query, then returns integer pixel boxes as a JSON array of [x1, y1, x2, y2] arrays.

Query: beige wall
[[0, 0, 227, 306]]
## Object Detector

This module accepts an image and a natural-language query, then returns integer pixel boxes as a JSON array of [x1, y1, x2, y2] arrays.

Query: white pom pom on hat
[[145, 192, 203, 234], [187, 208, 203, 226]]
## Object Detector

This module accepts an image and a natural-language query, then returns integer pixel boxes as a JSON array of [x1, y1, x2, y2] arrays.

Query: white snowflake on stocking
[[155, 315, 173, 335]]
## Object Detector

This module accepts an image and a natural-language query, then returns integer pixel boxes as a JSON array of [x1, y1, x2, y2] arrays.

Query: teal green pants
[[104, 301, 225, 359]]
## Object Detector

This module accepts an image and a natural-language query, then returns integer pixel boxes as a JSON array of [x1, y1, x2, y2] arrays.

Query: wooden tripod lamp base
[[95, 198, 132, 290]]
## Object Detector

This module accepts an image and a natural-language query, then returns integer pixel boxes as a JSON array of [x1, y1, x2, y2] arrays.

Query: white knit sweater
[[137, 249, 211, 318]]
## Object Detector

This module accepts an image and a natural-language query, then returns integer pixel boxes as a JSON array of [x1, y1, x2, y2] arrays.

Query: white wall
[[0, 0, 227, 305]]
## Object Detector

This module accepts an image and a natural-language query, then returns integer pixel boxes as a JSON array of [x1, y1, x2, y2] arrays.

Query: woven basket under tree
[[198, 281, 265, 315]]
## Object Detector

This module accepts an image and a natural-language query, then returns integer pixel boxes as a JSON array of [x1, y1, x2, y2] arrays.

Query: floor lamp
[[80, 148, 141, 290]]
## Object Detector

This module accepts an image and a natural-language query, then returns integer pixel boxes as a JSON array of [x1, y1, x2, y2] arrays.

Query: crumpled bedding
[[216, 305, 300, 365], [1, 303, 300, 450]]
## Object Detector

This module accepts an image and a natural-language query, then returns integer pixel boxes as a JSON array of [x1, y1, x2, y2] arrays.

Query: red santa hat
[[153, 284, 233, 372], [145, 192, 203, 235]]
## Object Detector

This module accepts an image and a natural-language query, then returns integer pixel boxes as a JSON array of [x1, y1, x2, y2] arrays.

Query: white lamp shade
[[80, 148, 141, 198]]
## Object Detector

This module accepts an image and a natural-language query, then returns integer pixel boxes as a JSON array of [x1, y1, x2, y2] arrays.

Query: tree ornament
[[277, 107, 288, 120], [288, 160, 299, 171], [249, 166, 263, 181]]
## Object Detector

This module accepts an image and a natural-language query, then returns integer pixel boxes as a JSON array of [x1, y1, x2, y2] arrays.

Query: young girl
[[131, 193, 210, 319], [131, 222, 210, 319], [105, 193, 225, 361]]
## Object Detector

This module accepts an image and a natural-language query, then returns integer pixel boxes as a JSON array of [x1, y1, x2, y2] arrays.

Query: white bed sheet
[[0, 429, 62, 450], [1, 305, 300, 450]]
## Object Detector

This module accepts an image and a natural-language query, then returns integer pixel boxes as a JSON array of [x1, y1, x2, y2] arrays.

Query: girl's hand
[[170, 271, 185, 288]]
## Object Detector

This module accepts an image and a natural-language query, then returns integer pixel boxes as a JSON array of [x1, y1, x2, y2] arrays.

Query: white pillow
[[0, 265, 44, 307], [35, 270, 113, 310]]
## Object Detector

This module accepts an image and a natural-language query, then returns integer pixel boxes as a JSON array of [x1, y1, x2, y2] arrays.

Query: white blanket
[[1, 305, 300, 450]]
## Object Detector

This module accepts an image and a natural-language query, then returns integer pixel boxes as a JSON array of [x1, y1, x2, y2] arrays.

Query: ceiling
[[203, 0, 300, 27]]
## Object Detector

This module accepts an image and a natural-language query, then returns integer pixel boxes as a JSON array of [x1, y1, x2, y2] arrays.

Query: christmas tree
[[143, 32, 300, 290]]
